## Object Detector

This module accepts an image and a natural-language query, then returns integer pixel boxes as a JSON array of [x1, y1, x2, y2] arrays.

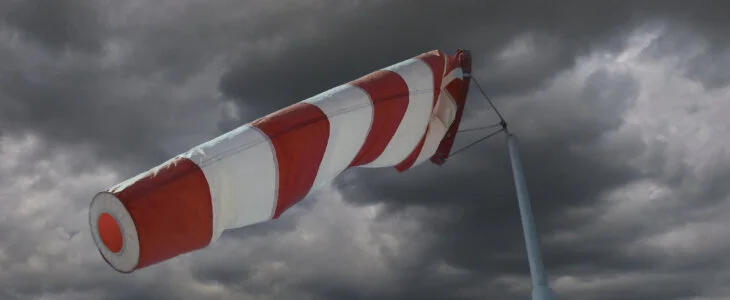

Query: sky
[[0, 0, 729, 299]]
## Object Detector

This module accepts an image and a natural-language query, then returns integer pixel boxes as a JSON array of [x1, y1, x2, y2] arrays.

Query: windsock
[[89, 49, 472, 273]]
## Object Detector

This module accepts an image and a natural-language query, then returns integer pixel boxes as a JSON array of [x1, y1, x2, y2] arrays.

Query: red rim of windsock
[[89, 49, 472, 273]]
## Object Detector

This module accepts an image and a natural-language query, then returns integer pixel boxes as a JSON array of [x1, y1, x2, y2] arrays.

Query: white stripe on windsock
[[303, 84, 374, 193], [362, 58, 435, 168], [181, 124, 279, 240]]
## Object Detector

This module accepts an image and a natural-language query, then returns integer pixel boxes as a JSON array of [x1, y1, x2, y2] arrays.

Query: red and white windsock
[[89, 49, 472, 273]]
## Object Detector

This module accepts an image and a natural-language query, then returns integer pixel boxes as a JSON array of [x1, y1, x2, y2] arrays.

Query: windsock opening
[[98, 213, 123, 253], [89, 192, 141, 273]]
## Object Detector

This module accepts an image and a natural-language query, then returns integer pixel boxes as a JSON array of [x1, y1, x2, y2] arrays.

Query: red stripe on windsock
[[444, 52, 464, 100], [348, 70, 410, 167], [431, 50, 471, 165], [111, 157, 213, 270], [394, 52, 445, 172], [416, 50, 446, 107], [252, 102, 330, 218]]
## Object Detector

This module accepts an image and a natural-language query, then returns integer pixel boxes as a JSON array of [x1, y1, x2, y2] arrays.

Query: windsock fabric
[[89, 49, 472, 273]]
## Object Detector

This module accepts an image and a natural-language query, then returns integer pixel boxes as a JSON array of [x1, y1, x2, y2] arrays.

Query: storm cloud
[[0, 1, 729, 299]]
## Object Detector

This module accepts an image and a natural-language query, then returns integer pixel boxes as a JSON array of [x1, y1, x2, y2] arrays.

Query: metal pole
[[506, 132, 556, 300]]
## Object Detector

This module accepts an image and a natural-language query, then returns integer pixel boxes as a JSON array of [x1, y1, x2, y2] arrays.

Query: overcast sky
[[1, 0, 729, 299]]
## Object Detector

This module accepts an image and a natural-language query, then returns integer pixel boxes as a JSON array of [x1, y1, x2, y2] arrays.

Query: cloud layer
[[0, 1, 729, 299]]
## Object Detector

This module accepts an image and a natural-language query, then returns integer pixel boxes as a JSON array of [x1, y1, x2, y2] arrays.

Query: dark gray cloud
[[219, 0, 639, 118], [220, 0, 730, 117], [1, 0, 105, 52], [0, 1, 729, 300], [0, 0, 245, 175], [640, 22, 730, 90]]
